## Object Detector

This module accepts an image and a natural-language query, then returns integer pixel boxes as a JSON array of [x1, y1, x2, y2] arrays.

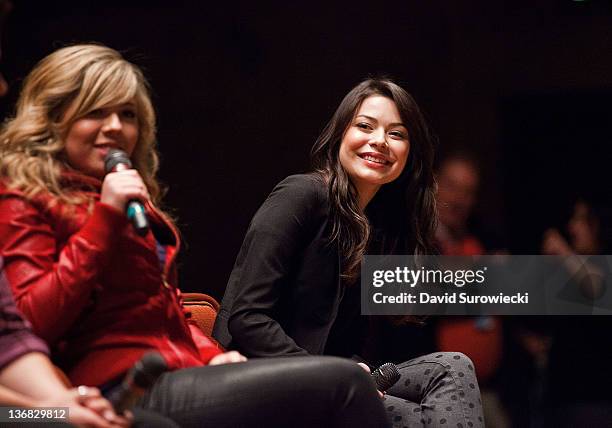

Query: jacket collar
[[60, 170, 102, 193]]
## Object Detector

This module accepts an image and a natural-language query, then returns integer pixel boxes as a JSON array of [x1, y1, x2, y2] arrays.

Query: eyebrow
[[356, 114, 406, 128], [97, 102, 136, 110]]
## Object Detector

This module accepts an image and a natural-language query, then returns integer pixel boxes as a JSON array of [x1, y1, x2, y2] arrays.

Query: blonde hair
[[0, 44, 163, 205]]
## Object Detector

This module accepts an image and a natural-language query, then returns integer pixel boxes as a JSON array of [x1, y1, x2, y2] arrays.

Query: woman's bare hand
[[209, 351, 248, 366], [100, 170, 149, 212]]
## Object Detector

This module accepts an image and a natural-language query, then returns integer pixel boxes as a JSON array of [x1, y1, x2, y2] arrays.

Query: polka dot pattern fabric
[[381, 352, 485, 427]]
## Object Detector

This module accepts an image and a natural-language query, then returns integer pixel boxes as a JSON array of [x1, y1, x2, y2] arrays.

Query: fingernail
[[103, 409, 115, 421], [77, 385, 89, 397]]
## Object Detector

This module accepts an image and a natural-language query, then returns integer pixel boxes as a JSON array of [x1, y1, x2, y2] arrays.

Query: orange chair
[[182, 292, 220, 337]]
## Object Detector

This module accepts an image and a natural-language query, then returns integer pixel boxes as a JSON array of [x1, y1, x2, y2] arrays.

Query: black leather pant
[[138, 356, 390, 428]]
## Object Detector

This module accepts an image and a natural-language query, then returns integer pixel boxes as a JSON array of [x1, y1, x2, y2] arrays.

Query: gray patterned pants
[[382, 352, 485, 428]]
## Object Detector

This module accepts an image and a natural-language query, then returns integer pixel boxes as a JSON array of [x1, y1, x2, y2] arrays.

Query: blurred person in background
[[435, 154, 484, 256], [433, 153, 509, 428], [541, 196, 612, 427]]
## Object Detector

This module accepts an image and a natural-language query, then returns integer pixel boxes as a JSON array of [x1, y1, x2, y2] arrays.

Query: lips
[[95, 142, 120, 149], [358, 153, 391, 166], [94, 143, 121, 156]]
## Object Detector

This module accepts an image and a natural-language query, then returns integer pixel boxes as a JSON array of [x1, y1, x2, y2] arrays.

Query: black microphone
[[104, 149, 149, 236], [371, 362, 401, 392], [108, 352, 168, 414]]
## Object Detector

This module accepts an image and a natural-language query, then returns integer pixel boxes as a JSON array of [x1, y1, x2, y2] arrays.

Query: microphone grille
[[104, 149, 132, 173], [133, 352, 168, 388], [371, 362, 401, 391]]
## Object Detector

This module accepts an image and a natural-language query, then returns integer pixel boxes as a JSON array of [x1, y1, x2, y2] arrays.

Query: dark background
[[2, 0, 611, 298]]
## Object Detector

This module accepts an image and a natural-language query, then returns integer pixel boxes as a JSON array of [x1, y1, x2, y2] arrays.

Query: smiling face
[[339, 95, 410, 205], [63, 102, 139, 179]]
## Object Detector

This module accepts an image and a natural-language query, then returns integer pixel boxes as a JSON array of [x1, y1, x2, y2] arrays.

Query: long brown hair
[[311, 78, 437, 282]]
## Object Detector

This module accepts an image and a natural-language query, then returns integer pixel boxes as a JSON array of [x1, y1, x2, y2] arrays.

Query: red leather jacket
[[0, 172, 221, 386]]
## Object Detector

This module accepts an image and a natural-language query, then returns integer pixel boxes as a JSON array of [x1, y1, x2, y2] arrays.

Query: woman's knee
[[440, 351, 473, 367], [396, 352, 480, 394], [248, 356, 374, 393], [418, 352, 476, 378], [424, 352, 481, 398], [297, 356, 379, 396]]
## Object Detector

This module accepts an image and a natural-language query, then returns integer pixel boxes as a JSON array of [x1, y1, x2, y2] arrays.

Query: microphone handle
[[109, 160, 149, 236], [106, 382, 128, 410], [115, 389, 145, 414], [127, 200, 149, 236]]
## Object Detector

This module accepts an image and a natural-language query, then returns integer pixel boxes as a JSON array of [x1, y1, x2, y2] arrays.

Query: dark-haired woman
[[214, 78, 485, 427]]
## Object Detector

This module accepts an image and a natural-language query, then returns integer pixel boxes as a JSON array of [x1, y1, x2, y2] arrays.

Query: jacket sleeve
[[0, 258, 49, 371], [0, 196, 126, 345], [227, 175, 321, 357]]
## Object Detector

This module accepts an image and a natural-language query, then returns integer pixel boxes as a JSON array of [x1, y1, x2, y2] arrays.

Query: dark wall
[[3, 0, 612, 297], [501, 90, 612, 252]]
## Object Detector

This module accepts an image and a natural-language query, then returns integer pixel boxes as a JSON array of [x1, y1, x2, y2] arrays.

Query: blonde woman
[[0, 44, 389, 427]]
